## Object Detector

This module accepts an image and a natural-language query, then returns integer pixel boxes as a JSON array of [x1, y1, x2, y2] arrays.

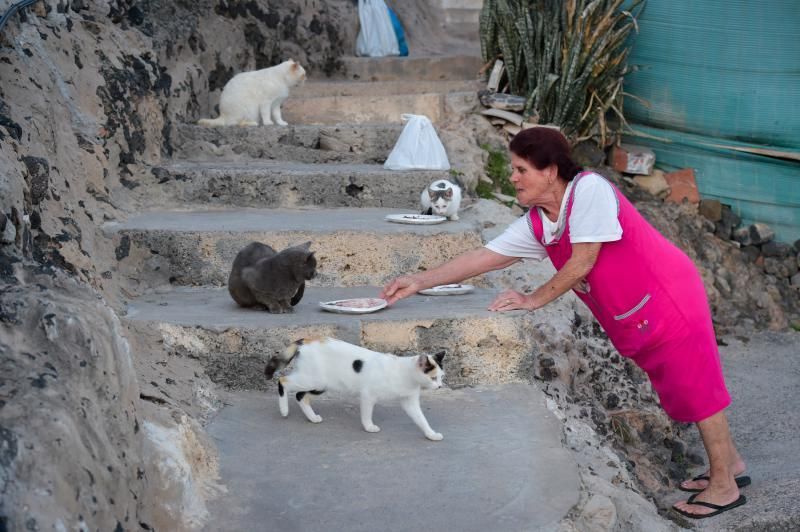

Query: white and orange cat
[[265, 338, 446, 441], [198, 59, 306, 127]]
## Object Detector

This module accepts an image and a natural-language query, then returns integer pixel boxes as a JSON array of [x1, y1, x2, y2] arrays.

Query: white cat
[[265, 338, 446, 441], [421, 179, 461, 220], [198, 59, 306, 127]]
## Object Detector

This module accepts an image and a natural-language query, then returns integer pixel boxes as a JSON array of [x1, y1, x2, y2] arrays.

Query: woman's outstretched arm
[[380, 248, 519, 305], [489, 242, 601, 311]]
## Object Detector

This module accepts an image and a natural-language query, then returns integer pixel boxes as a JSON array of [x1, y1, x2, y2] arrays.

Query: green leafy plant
[[479, 144, 516, 201], [448, 168, 466, 183], [476, 179, 495, 200], [480, 0, 644, 144]]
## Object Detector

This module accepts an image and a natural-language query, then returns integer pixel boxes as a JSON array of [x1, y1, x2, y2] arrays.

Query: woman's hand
[[488, 290, 535, 312], [381, 248, 521, 306], [380, 275, 422, 305]]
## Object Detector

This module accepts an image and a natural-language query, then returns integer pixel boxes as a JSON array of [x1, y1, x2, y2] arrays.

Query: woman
[[381, 127, 748, 519]]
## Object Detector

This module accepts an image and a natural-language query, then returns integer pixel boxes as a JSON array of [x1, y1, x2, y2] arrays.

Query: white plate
[[418, 284, 475, 296], [385, 213, 447, 225], [319, 298, 388, 314]]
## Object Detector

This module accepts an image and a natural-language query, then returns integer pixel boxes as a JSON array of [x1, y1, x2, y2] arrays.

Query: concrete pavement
[[204, 384, 580, 532], [690, 331, 800, 531]]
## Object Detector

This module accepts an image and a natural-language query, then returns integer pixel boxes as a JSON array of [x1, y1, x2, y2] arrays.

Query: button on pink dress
[[528, 172, 730, 422]]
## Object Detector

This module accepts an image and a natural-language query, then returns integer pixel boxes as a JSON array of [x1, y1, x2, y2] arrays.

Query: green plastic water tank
[[625, 1, 800, 148], [623, 1, 800, 242]]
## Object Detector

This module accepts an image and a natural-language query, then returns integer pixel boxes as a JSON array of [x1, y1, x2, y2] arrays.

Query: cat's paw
[[449, 215, 459, 221], [425, 431, 444, 441], [276, 119, 289, 126], [309, 414, 323, 423], [363, 424, 381, 433], [280, 407, 289, 417]]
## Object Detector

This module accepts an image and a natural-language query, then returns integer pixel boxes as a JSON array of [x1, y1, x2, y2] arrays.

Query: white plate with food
[[385, 213, 447, 225], [319, 298, 388, 314], [417, 284, 475, 296]]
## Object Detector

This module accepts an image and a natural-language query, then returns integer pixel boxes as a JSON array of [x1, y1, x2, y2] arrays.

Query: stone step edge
[[152, 161, 451, 173], [124, 285, 537, 389], [294, 79, 482, 98]]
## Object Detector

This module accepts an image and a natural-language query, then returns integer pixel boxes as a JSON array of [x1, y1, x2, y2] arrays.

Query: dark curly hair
[[509, 128, 583, 182]]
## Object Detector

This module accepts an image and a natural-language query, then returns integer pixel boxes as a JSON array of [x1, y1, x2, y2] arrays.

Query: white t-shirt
[[485, 172, 622, 260]]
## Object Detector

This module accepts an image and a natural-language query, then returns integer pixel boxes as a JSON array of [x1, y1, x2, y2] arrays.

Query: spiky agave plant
[[480, 0, 644, 145]]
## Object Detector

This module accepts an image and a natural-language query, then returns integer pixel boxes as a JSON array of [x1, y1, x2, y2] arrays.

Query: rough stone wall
[[0, 264, 145, 531], [1, 0, 357, 307], [0, 1, 357, 528], [612, 173, 795, 333]]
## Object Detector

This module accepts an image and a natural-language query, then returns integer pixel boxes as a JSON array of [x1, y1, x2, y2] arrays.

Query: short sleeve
[[569, 173, 623, 243], [485, 215, 548, 260]]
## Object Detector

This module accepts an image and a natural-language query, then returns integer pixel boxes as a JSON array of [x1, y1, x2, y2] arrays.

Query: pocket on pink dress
[[607, 289, 686, 357]]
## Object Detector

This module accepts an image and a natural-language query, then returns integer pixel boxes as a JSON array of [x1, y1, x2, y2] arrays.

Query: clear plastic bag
[[355, 0, 400, 58], [384, 114, 451, 171]]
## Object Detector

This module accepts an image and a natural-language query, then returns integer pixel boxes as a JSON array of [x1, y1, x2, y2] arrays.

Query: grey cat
[[228, 241, 317, 313]]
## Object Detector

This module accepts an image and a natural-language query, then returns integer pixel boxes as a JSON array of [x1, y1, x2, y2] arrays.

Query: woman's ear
[[549, 163, 559, 181]]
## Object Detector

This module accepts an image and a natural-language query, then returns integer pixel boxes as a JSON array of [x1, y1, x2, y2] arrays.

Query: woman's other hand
[[488, 289, 534, 312], [380, 275, 421, 305]]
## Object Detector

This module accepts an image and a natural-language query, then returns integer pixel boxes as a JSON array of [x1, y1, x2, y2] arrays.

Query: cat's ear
[[433, 351, 446, 367], [428, 189, 435, 199], [444, 188, 453, 199], [290, 60, 299, 70], [416, 354, 429, 370], [295, 241, 312, 251]]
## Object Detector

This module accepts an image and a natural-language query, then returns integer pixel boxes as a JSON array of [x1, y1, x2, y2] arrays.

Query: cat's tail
[[197, 116, 226, 127], [264, 339, 303, 379]]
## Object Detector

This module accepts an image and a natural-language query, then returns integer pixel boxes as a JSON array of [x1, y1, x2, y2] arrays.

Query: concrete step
[[442, 21, 480, 40], [204, 385, 578, 531], [170, 123, 403, 164], [147, 161, 451, 209], [124, 285, 540, 390], [438, 0, 483, 9], [108, 208, 483, 288], [282, 90, 476, 125], [442, 7, 480, 25], [334, 54, 484, 82], [294, 79, 482, 98]]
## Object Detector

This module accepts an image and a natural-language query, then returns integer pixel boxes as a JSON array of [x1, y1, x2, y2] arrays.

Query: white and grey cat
[[198, 59, 306, 127], [265, 337, 446, 441], [228, 241, 316, 313], [421, 179, 461, 220]]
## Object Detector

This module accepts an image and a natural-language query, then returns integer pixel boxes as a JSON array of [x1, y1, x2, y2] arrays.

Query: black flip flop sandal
[[679, 474, 752, 493], [673, 493, 747, 519]]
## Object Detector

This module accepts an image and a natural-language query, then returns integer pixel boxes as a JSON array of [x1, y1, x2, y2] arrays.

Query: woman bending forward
[[381, 127, 747, 519]]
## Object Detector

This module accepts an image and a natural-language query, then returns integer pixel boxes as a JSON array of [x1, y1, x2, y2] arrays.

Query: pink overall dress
[[528, 172, 731, 422]]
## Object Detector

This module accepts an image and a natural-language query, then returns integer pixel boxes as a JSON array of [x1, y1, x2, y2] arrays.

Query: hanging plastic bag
[[384, 114, 450, 171], [386, 7, 408, 57], [355, 0, 400, 58]]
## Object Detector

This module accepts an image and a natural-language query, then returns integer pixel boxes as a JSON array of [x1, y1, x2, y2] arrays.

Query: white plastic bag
[[355, 0, 400, 58], [384, 114, 451, 171]]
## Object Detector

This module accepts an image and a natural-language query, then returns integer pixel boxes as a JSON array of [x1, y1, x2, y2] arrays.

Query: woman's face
[[509, 153, 557, 207]]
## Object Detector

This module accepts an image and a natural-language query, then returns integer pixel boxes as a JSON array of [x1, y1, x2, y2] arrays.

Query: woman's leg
[[673, 410, 743, 516], [680, 427, 746, 491]]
